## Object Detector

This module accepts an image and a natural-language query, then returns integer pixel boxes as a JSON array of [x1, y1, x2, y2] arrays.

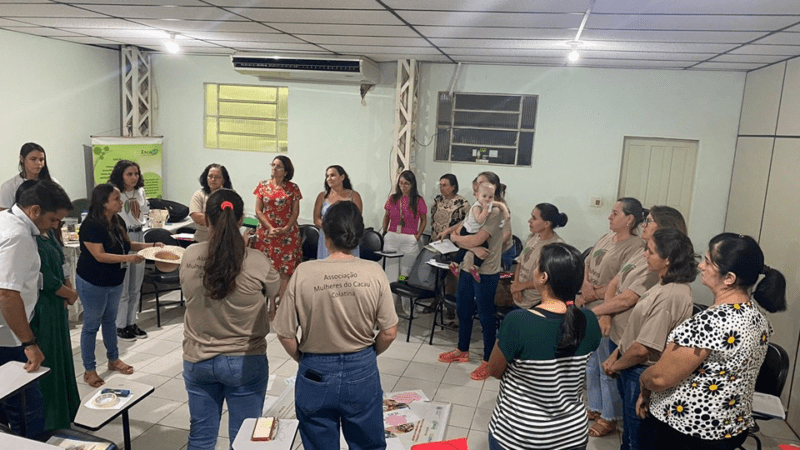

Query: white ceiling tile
[[205, 40, 323, 51], [710, 54, 787, 64], [580, 50, 714, 61], [452, 55, 565, 65], [383, 0, 588, 13], [133, 19, 266, 33], [321, 44, 443, 55], [269, 23, 416, 37], [0, 17, 33, 26], [787, 24, 800, 33], [0, 4, 104, 17], [580, 41, 737, 53], [729, 44, 800, 56], [431, 38, 566, 49], [587, 14, 800, 32], [159, 46, 237, 54], [61, 27, 169, 39], [397, 11, 582, 28], [115, 37, 222, 47], [691, 61, 770, 71], [366, 54, 450, 63], [3, 27, 82, 37], [296, 35, 429, 47], [180, 32, 304, 43], [207, 0, 382, 8], [69, 0, 205, 4], [0, 0, 52, 3], [582, 29, 767, 43], [415, 26, 574, 40], [55, 35, 121, 44], [229, 8, 402, 25], [753, 32, 800, 46], [574, 59, 690, 68], [442, 47, 566, 57], [78, 5, 237, 21], [593, 0, 800, 15], [12, 17, 154, 29]]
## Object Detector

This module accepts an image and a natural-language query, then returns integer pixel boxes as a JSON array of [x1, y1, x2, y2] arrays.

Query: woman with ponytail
[[486, 243, 601, 450], [274, 201, 399, 450], [180, 189, 280, 450], [602, 228, 697, 450], [636, 233, 786, 450]]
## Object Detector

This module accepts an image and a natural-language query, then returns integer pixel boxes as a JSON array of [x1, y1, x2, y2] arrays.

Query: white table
[[232, 418, 299, 450], [74, 378, 154, 450], [0, 361, 50, 437]]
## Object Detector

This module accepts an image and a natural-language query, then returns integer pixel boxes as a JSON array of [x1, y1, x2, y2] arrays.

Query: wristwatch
[[21, 337, 37, 348]]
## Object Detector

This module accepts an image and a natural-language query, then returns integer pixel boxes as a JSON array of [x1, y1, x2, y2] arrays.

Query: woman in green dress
[[30, 228, 81, 430]]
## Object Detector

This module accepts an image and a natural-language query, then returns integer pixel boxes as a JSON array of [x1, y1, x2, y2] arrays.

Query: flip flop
[[107, 359, 134, 375], [84, 371, 105, 388]]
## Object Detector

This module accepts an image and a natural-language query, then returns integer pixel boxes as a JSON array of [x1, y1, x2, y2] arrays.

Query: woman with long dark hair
[[107, 160, 150, 341], [0, 142, 55, 211], [313, 165, 363, 259], [275, 201, 398, 450], [77, 184, 162, 388], [181, 189, 280, 449], [382, 170, 427, 280], [189, 163, 233, 242], [602, 228, 697, 450], [636, 233, 786, 450], [487, 243, 601, 450]]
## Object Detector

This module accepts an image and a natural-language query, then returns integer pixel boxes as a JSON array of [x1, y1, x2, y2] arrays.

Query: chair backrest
[[299, 224, 319, 261], [359, 228, 383, 262], [755, 342, 790, 397], [68, 198, 90, 219], [406, 248, 442, 291], [512, 234, 523, 258], [692, 303, 707, 315], [143, 228, 179, 246], [582, 246, 593, 262]]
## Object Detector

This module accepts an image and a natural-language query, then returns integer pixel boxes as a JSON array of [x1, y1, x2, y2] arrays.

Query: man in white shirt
[[0, 180, 71, 437]]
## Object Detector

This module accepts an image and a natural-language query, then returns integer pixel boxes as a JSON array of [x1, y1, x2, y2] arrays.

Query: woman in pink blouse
[[381, 170, 427, 280]]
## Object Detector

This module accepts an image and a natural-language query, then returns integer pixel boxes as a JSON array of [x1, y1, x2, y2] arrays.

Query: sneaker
[[117, 327, 136, 342], [129, 324, 148, 339], [469, 266, 481, 283], [470, 361, 491, 380], [438, 349, 470, 363]]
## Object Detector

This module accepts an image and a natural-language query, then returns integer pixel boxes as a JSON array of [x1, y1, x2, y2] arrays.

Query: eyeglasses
[[271, 165, 285, 171], [207, 175, 223, 180], [643, 217, 655, 226]]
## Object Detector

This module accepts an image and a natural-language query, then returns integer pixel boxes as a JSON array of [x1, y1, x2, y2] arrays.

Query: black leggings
[[651, 416, 748, 450]]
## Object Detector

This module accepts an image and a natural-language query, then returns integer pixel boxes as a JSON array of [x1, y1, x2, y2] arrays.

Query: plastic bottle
[[80, 210, 88, 223]]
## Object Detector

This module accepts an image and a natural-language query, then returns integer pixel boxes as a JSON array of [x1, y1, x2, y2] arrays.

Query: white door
[[618, 137, 698, 223]]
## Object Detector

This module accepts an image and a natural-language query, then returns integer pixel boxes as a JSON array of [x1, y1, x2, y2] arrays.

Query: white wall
[[415, 63, 744, 302], [0, 29, 120, 200], [151, 54, 397, 228]]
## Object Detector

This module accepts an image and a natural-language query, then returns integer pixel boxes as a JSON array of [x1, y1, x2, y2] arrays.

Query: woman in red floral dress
[[253, 155, 302, 317]]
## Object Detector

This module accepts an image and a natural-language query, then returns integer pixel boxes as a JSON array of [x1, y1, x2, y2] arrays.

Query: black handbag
[[147, 198, 190, 222]]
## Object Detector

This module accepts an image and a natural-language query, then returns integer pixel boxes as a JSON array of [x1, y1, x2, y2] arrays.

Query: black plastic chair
[[390, 248, 443, 342], [299, 224, 319, 261], [141, 228, 183, 327], [429, 293, 458, 345], [359, 228, 383, 262], [692, 303, 707, 315], [737, 342, 790, 450], [68, 198, 90, 220]]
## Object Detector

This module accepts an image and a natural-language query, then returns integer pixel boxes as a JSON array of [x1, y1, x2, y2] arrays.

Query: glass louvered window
[[204, 83, 288, 153], [435, 92, 537, 166]]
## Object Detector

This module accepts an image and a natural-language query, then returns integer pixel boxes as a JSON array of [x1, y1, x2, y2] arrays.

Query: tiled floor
[[67, 292, 800, 450]]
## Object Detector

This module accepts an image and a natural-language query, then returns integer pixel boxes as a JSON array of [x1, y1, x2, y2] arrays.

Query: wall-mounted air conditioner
[[231, 54, 380, 85]]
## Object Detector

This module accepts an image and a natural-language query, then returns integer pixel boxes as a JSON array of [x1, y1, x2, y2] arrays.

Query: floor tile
[[434, 384, 482, 408], [476, 389, 497, 411], [377, 357, 410, 377], [758, 419, 799, 440], [402, 361, 448, 383], [391, 377, 440, 400], [131, 424, 189, 450], [470, 407, 492, 431], [380, 373, 399, 392], [444, 425, 469, 440], [128, 395, 184, 424], [448, 404, 476, 429], [152, 377, 190, 403], [466, 429, 489, 450]]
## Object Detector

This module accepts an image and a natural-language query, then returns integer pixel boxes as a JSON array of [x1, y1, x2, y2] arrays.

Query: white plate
[[138, 245, 185, 264]]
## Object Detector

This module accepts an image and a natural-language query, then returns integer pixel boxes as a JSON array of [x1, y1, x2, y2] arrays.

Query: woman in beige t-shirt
[[510, 203, 567, 309], [581, 197, 646, 437], [189, 163, 232, 242], [275, 201, 399, 450]]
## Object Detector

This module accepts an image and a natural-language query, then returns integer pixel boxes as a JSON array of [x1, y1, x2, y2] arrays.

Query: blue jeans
[[489, 432, 586, 450], [0, 346, 45, 437], [456, 271, 500, 361], [618, 364, 655, 450], [295, 347, 384, 450], [77, 275, 124, 372], [586, 337, 622, 421], [183, 354, 268, 450]]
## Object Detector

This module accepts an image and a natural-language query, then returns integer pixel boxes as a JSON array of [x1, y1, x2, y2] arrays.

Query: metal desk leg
[[19, 390, 27, 438], [122, 409, 132, 449]]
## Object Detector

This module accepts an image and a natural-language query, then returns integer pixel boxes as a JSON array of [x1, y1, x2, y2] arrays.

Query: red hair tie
[[220, 201, 234, 211], [566, 301, 575, 306]]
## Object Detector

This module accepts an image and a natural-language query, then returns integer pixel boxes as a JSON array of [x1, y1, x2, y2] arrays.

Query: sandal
[[438, 349, 470, 363], [84, 371, 105, 388], [587, 410, 600, 421], [588, 418, 617, 438], [107, 359, 134, 375], [470, 361, 490, 381]]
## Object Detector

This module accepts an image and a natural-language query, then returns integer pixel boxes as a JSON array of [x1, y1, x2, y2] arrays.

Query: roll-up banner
[[90, 136, 163, 198]]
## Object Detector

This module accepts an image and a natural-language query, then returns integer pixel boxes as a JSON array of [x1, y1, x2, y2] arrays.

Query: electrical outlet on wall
[[591, 197, 602, 208]]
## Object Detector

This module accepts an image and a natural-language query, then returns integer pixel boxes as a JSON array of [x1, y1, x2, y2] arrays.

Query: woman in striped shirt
[[487, 243, 602, 450]]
